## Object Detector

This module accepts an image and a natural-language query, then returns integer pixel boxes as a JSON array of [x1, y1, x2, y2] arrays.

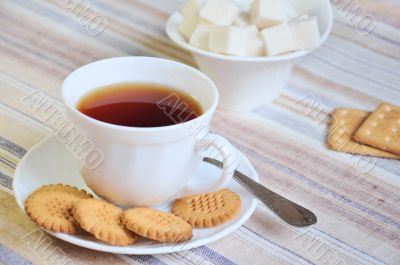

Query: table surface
[[0, 1, 399, 264]]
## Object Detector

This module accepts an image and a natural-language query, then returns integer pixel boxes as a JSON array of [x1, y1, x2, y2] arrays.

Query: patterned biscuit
[[354, 103, 400, 155], [25, 185, 93, 234], [122, 208, 192, 243], [328, 108, 400, 159], [31, 184, 94, 197], [72, 199, 138, 246], [172, 189, 241, 228]]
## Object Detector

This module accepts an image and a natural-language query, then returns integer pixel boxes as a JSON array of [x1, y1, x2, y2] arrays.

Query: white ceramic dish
[[13, 136, 259, 255], [166, 0, 333, 111]]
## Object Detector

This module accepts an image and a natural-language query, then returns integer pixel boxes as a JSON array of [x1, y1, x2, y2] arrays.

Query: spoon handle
[[204, 157, 317, 227]]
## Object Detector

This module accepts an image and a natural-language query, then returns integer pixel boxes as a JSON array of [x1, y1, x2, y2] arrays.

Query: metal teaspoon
[[204, 157, 317, 227]]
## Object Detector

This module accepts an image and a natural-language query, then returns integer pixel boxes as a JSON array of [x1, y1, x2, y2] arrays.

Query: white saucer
[[13, 136, 258, 255]]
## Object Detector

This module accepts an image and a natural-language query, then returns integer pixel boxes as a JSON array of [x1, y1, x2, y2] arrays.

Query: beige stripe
[[0, 77, 53, 119], [274, 94, 331, 125], [42, 0, 195, 65], [253, 205, 396, 265], [291, 66, 385, 107], [240, 207, 361, 265], [7, 0, 129, 59], [0, 149, 19, 180], [209, 226, 293, 264], [0, 150, 21, 169], [331, 20, 400, 60], [2, 0, 196, 94], [358, 0, 400, 27], [0, 107, 48, 149], [92, 1, 195, 65]]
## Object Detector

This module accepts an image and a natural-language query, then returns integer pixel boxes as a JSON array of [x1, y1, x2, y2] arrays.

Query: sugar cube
[[179, 14, 200, 40], [251, 0, 295, 29], [181, 0, 205, 17], [199, 0, 239, 25], [261, 23, 295, 56], [190, 20, 214, 50], [291, 17, 320, 50], [209, 25, 248, 56], [244, 25, 264, 56]]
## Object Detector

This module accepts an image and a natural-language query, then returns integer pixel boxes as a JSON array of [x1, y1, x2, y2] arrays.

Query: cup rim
[[61, 56, 219, 132], [165, 1, 333, 62]]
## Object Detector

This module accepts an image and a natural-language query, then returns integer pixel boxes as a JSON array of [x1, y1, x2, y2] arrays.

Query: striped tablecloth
[[1, 0, 399, 264]]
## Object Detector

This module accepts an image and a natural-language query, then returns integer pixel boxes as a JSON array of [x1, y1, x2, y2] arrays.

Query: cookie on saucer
[[122, 208, 192, 243], [25, 184, 93, 234], [172, 189, 241, 228], [72, 198, 138, 246]]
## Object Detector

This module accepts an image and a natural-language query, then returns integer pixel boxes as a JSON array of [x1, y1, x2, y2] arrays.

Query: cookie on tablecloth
[[172, 189, 241, 228], [328, 108, 399, 159], [122, 208, 192, 243], [354, 103, 400, 155]]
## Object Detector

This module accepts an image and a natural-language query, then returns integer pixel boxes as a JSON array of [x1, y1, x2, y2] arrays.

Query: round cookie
[[122, 208, 192, 243], [25, 185, 93, 234], [72, 199, 138, 246], [32, 184, 93, 197], [172, 189, 241, 228]]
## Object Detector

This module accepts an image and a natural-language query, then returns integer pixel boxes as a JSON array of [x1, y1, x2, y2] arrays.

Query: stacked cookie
[[328, 103, 400, 159], [24, 184, 241, 246]]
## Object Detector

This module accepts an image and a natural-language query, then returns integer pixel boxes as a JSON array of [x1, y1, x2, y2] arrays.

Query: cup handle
[[181, 133, 238, 196]]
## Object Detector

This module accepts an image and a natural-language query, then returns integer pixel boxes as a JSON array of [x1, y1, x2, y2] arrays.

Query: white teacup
[[62, 57, 237, 207]]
